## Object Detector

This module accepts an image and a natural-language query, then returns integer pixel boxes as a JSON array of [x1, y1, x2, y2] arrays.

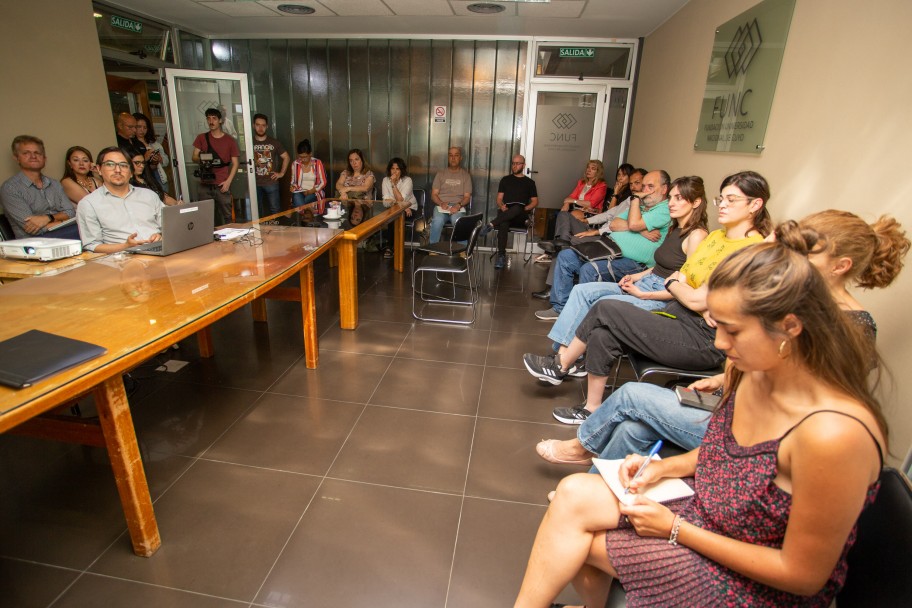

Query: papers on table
[[214, 228, 252, 241]]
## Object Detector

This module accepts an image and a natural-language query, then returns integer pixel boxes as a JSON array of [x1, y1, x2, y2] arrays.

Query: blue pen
[[624, 440, 663, 495]]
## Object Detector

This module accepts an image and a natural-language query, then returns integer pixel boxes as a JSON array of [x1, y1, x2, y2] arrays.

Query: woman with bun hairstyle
[[515, 232, 890, 608]]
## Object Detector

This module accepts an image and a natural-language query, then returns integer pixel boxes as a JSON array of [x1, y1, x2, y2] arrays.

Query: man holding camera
[[192, 107, 239, 225]]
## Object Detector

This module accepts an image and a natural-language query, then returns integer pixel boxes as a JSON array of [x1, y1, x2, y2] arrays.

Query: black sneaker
[[552, 405, 591, 425], [479, 222, 494, 238], [522, 353, 567, 385], [567, 356, 587, 377], [531, 289, 551, 300], [493, 253, 506, 270]]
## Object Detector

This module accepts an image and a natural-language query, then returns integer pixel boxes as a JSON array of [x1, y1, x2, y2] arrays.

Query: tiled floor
[[1, 250, 636, 607]]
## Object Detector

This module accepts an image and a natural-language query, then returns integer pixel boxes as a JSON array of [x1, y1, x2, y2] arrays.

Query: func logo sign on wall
[[694, 0, 795, 154]]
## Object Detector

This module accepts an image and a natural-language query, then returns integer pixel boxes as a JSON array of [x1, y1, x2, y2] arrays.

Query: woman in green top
[[523, 171, 772, 424]]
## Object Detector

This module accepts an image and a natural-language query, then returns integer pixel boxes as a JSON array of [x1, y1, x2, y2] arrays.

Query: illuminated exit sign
[[559, 47, 595, 58]]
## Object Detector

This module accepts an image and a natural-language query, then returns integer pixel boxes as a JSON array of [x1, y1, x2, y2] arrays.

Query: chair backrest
[[450, 212, 483, 243], [464, 220, 484, 258], [413, 188, 427, 215], [0, 213, 15, 241], [422, 188, 436, 220], [836, 467, 912, 606]]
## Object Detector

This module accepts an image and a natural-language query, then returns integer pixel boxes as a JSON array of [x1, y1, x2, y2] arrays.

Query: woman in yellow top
[[523, 171, 771, 424]]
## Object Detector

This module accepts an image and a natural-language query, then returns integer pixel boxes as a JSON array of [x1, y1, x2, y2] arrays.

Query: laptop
[[128, 199, 215, 256]]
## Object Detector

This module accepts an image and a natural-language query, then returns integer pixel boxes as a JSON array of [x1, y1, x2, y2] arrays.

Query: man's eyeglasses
[[713, 195, 752, 207], [101, 161, 131, 170]]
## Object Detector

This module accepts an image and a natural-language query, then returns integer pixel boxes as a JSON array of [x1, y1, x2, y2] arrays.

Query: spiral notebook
[[0, 329, 106, 389]]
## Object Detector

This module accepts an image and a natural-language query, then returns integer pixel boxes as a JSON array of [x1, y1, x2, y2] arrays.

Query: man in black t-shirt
[[483, 154, 538, 269]]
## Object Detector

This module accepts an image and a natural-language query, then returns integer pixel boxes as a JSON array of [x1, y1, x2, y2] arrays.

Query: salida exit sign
[[559, 47, 595, 58]]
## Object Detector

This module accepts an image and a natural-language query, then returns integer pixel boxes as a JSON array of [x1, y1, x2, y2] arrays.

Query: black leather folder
[[0, 329, 106, 389]]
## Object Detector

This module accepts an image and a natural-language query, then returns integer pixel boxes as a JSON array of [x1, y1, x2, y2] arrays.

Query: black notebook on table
[[0, 329, 107, 389]]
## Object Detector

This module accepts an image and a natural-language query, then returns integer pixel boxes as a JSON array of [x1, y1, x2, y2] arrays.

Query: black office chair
[[412, 212, 483, 276], [0, 214, 16, 241], [837, 467, 912, 606], [405, 188, 427, 246], [607, 351, 725, 393], [413, 218, 483, 325], [487, 207, 537, 264]]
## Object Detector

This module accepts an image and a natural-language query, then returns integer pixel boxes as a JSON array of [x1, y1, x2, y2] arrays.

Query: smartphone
[[674, 386, 721, 412]]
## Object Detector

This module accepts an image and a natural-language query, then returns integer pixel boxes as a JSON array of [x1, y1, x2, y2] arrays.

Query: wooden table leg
[[301, 264, 318, 368], [251, 297, 268, 322], [394, 214, 404, 273], [93, 376, 161, 557], [337, 240, 358, 330], [196, 327, 214, 358]]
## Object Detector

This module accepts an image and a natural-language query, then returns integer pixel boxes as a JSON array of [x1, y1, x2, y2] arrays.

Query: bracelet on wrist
[[664, 278, 679, 289], [668, 514, 683, 546]]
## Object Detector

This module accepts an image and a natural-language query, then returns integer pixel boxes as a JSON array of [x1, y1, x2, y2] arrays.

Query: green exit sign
[[111, 15, 143, 33], [560, 47, 595, 58]]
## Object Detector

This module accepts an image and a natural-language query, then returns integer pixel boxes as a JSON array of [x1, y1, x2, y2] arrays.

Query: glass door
[[526, 83, 608, 209], [160, 68, 258, 223]]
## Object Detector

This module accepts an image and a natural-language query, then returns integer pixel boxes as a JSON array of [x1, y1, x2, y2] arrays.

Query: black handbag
[[570, 234, 623, 282]]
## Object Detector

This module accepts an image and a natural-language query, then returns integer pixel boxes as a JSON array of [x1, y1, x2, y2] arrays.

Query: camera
[[193, 152, 224, 181]]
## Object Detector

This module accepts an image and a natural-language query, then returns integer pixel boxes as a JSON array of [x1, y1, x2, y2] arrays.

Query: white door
[[160, 69, 259, 223], [526, 83, 608, 209]]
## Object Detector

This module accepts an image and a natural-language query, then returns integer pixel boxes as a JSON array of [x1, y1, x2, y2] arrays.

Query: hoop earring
[[778, 339, 791, 359]]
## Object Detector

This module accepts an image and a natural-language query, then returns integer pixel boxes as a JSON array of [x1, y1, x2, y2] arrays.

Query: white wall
[[0, 0, 114, 183], [629, 0, 912, 463]]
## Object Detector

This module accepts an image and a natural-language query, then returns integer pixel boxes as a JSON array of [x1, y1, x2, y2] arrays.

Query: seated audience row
[[514, 216, 901, 607]]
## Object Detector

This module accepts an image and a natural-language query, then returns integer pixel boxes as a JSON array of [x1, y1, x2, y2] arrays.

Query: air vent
[[467, 3, 506, 14], [277, 4, 315, 15]]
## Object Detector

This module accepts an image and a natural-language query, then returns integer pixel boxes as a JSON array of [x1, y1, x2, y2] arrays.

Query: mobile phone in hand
[[674, 386, 720, 412]]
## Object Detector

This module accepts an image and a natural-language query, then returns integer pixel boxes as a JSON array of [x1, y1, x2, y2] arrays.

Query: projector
[[0, 237, 82, 261]]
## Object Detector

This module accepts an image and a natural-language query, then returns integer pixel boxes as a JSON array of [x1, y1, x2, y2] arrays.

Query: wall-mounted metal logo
[[552, 113, 578, 129], [725, 18, 762, 78]]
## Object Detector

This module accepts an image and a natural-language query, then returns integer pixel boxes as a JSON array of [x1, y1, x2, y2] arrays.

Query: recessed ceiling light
[[467, 3, 506, 14], [277, 4, 315, 15]]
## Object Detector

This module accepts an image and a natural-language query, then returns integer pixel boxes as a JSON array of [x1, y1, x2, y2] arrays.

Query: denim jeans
[[548, 273, 667, 347], [429, 207, 466, 243], [257, 182, 281, 216], [549, 248, 646, 312], [578, 382, 711, 465], [292, 192, 317, 208]]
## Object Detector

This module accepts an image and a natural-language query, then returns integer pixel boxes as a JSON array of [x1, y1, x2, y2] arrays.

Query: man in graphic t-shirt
[[429, 146, 472, 244], [252, 113, 290, 217], [192, 107, 239, 225]]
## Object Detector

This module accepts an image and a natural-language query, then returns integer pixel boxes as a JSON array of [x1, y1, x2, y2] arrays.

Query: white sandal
[[534, 253, 552, 264]]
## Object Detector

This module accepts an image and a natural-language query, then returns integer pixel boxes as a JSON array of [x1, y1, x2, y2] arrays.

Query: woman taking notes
[[515, 236, 888, 608]]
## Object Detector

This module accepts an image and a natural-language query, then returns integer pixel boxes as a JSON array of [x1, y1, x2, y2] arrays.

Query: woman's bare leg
[[514, 473, 622, 608]]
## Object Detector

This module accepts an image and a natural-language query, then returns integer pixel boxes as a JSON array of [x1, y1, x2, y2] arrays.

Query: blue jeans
[[292, 192, 318, 209], [548, 273, 667, 347], [257, 182, 281, 216], [429, 207, 466, 244], [549, 248, 646, 312], [578, 383, 711, 466]]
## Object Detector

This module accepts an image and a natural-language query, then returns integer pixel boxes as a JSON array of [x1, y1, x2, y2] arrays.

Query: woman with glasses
[[129, 153, 179, 206], [523, 171, 770, 425]]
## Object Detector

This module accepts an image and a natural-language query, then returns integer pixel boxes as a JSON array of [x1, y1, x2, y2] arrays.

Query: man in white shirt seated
[[76, 147, 164, 253]]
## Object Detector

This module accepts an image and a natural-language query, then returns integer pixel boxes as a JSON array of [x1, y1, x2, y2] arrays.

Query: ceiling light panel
[[313, 0, 393, 16], [518, 0, 583, 18], [384, 0, 455, 16], [198, 1, 280, 17]]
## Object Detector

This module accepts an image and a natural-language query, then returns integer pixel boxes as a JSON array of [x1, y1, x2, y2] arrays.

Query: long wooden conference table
[[0, 224, 341, 556]]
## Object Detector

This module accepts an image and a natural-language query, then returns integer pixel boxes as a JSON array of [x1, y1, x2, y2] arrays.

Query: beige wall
[[629, 0, 912, 463], [0, 0, 114, 183]]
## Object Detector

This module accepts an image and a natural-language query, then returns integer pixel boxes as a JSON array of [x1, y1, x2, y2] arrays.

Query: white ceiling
[[102, 0, 690, 39]]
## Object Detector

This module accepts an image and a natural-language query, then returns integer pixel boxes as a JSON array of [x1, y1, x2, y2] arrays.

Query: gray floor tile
[[0, 558, 79, 608], [329, 406, 474, 493], [54, 573, 246, 608], [255, 479, 460, 607], [466, 417, 579, 504], [396, 323, 490, 364], [203, 393, 363, 475], [485, 329, 556, 370], [356, 293, 418, 324], [491, 304, 555, 335], [318, 319, 412, 356], [90, 459, 320, 602], [270, 350, 392, 403], [478, 366, 586, 423], [447, 498, 582, 608], [370, 358, 484, 415]]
